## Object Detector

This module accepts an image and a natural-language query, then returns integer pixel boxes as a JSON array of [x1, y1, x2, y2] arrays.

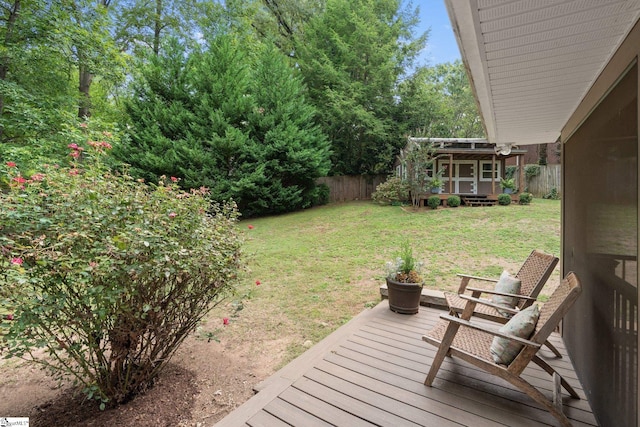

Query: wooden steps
[[461, 195, 497, 206]]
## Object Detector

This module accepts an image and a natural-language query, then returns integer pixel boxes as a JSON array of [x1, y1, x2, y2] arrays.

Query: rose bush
[[0, 135, 243, 408]]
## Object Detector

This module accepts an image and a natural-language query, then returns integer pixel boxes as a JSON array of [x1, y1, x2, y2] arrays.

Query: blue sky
[[414, 0, 461, 66]]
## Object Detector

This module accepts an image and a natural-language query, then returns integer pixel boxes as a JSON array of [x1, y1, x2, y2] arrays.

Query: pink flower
[[170, 176, 178, 182], [4, 314, 14, 321], [248, 225, 254, 230], [12, 176, 26, 184], [68, 143, 79, 150], [6, 161, 16, 168], [255, 280, 261, 286], [223, 317, 229, 326], [69, 169, 80, 176], [10, 257, 23, 265], [168, 212, 177, 218], [79, 122, 88, 128], [69, 150, 80, 158], [30, 173, 45, 181]]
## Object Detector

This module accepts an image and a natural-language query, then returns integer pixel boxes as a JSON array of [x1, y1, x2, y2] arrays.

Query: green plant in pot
[[385, 242, 424, 314], [429, 177, 443, 194], [429, 168, 445, 194], [500, 177, 516, 194]]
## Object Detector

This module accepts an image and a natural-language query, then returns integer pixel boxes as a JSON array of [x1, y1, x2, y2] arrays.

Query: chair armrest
[[438, 313, 542, 348], [466, 287, 537, 301], [459, 294, 519, 316], [455, 273, 498, 293]]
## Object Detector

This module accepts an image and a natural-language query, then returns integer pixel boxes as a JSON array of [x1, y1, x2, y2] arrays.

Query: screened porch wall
[[563, 62, 638, 427]]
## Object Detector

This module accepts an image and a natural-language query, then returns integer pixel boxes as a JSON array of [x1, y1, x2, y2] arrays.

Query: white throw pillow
[[492, 270, 522, 317]]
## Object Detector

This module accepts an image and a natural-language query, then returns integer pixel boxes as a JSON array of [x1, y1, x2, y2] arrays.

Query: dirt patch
[[0, 305, 289, 426]]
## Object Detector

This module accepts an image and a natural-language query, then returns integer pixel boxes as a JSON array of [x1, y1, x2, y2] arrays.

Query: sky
[[414, 0, 461, 66]]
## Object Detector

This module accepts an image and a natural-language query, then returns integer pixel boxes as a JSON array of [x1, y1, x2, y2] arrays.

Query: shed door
[[440, 160, 476, 194]]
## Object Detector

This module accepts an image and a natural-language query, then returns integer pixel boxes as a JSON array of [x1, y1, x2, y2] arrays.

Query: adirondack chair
[[445, 249, 561, 357], [423, 272, 582, 427]]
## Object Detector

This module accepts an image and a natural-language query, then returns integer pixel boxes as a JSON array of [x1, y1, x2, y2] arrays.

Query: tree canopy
[[1, 0, 483, 216]]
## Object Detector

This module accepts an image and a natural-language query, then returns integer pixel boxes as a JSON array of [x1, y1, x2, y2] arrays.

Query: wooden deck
[[215, 302, 598, 427]]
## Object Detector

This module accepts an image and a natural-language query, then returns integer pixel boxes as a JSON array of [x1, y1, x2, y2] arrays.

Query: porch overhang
[[445, 0, 640, 146], [407, 137, 526, 158]]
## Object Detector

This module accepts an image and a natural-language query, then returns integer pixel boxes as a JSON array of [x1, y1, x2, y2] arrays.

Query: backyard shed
[[398, 137, 526, 205]]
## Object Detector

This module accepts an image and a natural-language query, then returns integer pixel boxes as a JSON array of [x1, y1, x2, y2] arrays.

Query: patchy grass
[[208, 199, 561, 365]]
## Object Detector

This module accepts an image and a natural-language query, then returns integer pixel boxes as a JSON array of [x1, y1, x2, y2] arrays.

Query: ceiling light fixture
[[494, 143, 512, 155]]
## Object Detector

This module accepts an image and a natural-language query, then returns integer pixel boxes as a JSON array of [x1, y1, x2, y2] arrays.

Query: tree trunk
[[0, 0, 21, 138], [76, 0, 111, 119], [78, 61, 93, 118], [538, 144, 548, 166], [153, 0, 162, 55]]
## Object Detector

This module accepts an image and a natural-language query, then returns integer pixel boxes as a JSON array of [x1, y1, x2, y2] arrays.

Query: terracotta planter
[[386, 278, 423, 314]]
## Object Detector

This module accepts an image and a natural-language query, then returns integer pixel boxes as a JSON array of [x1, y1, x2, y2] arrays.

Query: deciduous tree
[[296, 0, 426, 175]]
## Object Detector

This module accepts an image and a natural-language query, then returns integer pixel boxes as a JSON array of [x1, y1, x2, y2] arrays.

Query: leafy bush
[[372, 176, 409, 205], [447, 195, 461, 207], [505, 165, 517, 179], [427, 195, 441, 209], [312, 183, 330, 206], [497, 193, 512, 205], [524, 164, 541, 180], [544, 187, 560, 200], [0, 140, 243, 408], [519, 192, 533, 205]]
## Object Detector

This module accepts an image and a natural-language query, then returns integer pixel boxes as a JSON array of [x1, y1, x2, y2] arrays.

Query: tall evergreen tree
[[245, 43, 331, 214], [116, 38, 198, 183], [119, 36, 330, 216]]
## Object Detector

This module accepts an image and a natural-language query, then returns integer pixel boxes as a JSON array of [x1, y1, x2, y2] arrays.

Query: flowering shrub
[[372, 176, 410, 205], [0, 139, 243, 408]]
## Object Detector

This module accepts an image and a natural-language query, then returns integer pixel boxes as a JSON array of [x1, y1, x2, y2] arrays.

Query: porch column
[[491, 154, 496, 194], [518, 154, 525, 193], [448, 154, 453, 193]]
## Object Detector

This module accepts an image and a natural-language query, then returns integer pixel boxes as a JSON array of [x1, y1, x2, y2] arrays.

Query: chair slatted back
[[515, 250, 559, 308]]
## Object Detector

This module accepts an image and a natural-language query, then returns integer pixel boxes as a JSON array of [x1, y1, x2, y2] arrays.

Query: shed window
[[479, 161, 500, 181]]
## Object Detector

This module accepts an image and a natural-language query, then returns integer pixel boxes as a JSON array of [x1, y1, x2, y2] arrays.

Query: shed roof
[[445, 0, 640, 145]]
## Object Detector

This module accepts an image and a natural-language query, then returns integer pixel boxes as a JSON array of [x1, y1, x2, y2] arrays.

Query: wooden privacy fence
[[317, 165, 560, 202], [524, 164, 561, 197], [317, 175, 386, 202]]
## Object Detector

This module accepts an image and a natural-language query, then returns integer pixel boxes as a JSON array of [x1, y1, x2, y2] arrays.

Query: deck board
[[215, 302, 598, 427]]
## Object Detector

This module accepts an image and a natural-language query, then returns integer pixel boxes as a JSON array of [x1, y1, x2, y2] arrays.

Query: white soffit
[[445, 0, 640, 145]]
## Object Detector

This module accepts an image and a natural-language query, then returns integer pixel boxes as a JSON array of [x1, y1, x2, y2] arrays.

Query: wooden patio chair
[[445, 249, 561, 357], [423, 272, 582, 427]]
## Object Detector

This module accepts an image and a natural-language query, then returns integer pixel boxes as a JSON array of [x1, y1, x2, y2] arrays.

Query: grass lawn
[[207, 199, 561, 366]]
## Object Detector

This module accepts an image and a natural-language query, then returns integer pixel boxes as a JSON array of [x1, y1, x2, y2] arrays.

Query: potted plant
[[385, 242, 424, 314], [500, 177, 516, 194], [429, 168, 445, 194], [429, 177, 443, 194]]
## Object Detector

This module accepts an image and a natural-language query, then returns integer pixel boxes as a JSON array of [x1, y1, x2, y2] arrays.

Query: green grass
[[208, 199, 561, 365]]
